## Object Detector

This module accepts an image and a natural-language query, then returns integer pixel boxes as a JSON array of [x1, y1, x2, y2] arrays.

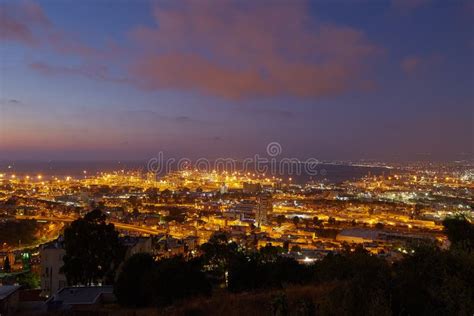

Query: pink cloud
[[0, 1, 105, 59], [17, 0, 381, 100], [401, 54, 443, 75], [21, 1, 51, 27], [129, 1, 380, 99], [401, 56, 422, 74], [0, 1, 50, 45], [29, 62, 129, 84]]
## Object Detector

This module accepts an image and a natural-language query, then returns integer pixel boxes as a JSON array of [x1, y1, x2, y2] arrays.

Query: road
[[14, 215, 165, 235]]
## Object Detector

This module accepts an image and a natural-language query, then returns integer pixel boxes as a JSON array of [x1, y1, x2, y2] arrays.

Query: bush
[[114, 253, 156, 307], [115, 254, 211, 307]]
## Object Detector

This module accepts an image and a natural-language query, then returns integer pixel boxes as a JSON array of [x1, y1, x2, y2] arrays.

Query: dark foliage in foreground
[[113, 253, 157, 307], [113, 215, 473, 315], [62, 209, 125, 286], [114, 254, 211, 307], [227, 245, 310, 292]]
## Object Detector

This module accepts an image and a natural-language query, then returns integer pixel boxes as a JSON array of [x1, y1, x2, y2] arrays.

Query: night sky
[[0, 0, 472, 161]]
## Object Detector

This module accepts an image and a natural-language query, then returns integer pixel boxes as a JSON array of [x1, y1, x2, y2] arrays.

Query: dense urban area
[[0, 161, 472, 315], [2, 0, 472, 314]]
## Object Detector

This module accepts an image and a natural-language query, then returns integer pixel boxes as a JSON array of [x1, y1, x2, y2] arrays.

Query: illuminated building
[[256, 193, 273, 227], [243, 182, 261, 193], [39, 241, 66, 297]]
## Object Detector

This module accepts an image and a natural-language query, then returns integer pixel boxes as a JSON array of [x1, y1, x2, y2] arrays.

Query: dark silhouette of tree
[[160, 189, 172, 203], [290, 245, 302, 253], [375, 222, 385, 229], [17, 271, 40, 289], [228, 248, 308, 293], [145, 187, 159, 201], [105, 215, 473, 314], [292, 216, 301, 228], [62, 209, 125, 286], [443, 215, 474, 250], [314, 246, 392, 315], [200, 232, 240, 287], [114, 253, 156, 307], [115, 254, 210, 307], [128, 195, 141, 208], [227, 252, 259, 292], [153, 256, 211, 307], [391, 244, 474, 315], [313, 216, 323, 227], [3, 256, 11, 273], [259, 245, 284, 263], [275, 215, 285, 227], [327, 217, 336, 225], [387, 217, 474, 315]]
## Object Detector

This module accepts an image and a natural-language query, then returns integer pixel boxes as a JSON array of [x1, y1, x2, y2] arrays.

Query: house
[[0, 285, 21, 316], [40, 240, 67, 297], [122, 237, 153, 258], [46, 286, 115, 311], [17, 289, 46, 314]]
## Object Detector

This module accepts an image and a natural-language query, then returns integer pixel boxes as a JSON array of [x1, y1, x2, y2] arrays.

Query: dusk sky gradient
[[0, 0, 473, 161]]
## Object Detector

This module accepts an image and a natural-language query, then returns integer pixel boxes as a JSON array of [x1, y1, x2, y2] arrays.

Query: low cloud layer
[[2, 1, 380, 100], [129, 1, 379, 99]]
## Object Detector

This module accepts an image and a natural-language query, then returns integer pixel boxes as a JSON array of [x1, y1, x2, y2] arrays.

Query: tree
[[145, 187, 159, 201], [275, 215, 285, 227], [128, 195, 141, 208], [442, 215, 474, 250], [62, 209, 125, 286], [313, 216, 323, 227], [114, 253, 156, 307], [328, 217, 336, 225], [227, 248, 308, 293], [115, 254, 211, 308], [391, 244, 474, 315], [290, 245, 301, 253], [160, 189, 172, 203], [259, 245, 284, 263], [200, 232, 240, 287], [314, 246, 392, 315], [18, 271, 40, 289], [3, 256, 11, 273], [153, 256, 211, 306], [292, 216, 301, 228]]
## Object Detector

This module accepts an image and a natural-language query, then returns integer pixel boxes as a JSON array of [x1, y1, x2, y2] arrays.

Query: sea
[[0, 160, 395, 184]]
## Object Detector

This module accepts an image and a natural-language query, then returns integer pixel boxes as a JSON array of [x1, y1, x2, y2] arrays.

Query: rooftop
[[47, 286, 114, 305], [0, 285, 21, 300]]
